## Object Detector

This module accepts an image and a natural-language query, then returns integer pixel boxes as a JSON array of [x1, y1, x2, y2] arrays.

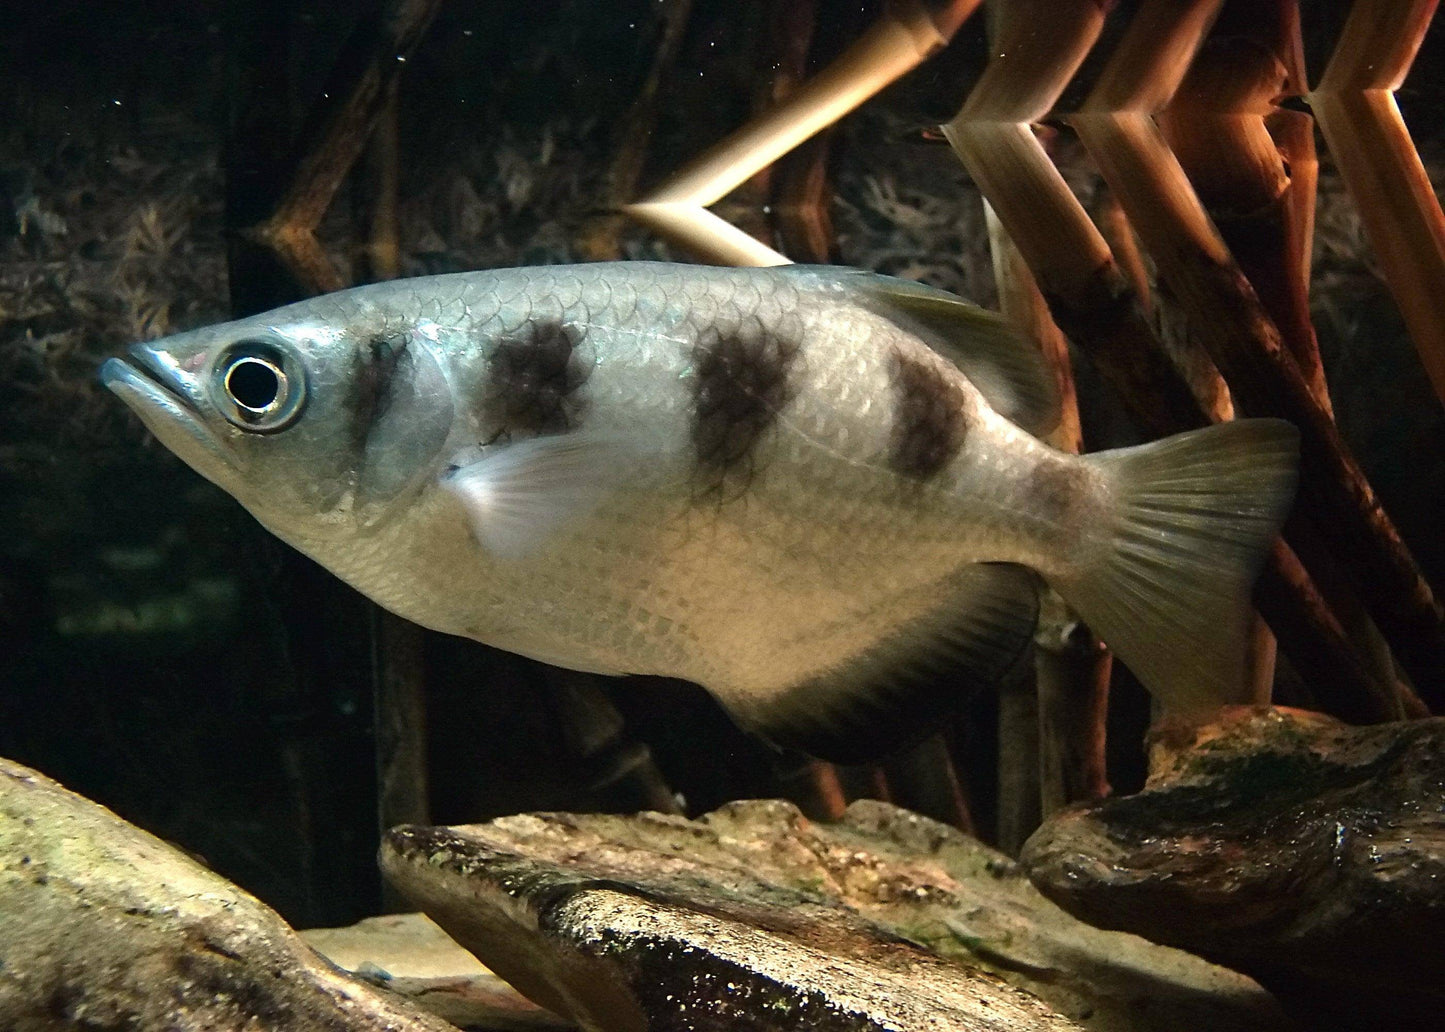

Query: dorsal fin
[[714, 563, 1040, 763], [783, 266, 1060, 437]]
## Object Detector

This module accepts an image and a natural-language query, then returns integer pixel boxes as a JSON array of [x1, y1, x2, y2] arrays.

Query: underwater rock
[[303, 912, 574, 1031], [381, 798, 1286, 1032], [1021, 706, 1445, 1030], [0, 757, 459, 1032]]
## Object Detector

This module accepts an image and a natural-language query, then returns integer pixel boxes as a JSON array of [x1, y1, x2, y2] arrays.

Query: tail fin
[[1053, 419, 1299, 714]]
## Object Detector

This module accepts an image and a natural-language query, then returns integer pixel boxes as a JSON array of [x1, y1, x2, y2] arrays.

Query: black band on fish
[[1025, 456, 1092, 530], [691, 320, 802, 499], [486, 319, 592, 436], [351, 331, 411, 449], [351, 329, 454, 507], [888, 347, 969, 481]]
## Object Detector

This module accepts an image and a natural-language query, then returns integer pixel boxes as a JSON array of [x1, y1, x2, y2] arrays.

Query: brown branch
[[881, 735, 977, 832], [371, 608, 430, 912], [1070, 107, 1445, 707], [943, 0, 1412, 720], [576, 0, 694, 261], [1311, 0, 1445, 407], [773, 755, 849, 821], [627, 0, 981, 263], [357, 81, 403, 282], [547, 676, 681, 816], [1035, 622, 1112, 814], [996, 670, 1041, 855], [986, 201, 1111, 805], [250, 0, 444, 294], [1157, 2, 1331, 408], [1256, 541, 1402, 722], [354, 79, 431, 914]]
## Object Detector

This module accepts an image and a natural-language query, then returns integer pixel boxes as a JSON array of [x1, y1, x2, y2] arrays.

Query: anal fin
[[726, 563, 1040, 763]]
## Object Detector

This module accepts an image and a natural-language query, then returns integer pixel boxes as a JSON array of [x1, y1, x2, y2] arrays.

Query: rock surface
[[382, 798, 1286, 1032], [304, 913, 574, 1030], [1022, 706, 1445, 1030], [0, 757, 460, 1032]]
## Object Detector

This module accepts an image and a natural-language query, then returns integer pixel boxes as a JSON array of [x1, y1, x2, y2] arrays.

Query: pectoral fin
[[441, 433, 629, 559]]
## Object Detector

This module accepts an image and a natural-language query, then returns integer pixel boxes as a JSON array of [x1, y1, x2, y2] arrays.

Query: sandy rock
[[1022, 706, 1445, 1030], [304, 913, 573, 1031], [0, 757, 460, 1032], [382, 798, 1286, 1032]]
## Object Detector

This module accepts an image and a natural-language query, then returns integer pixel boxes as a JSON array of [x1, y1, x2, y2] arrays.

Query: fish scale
[[102, 261, 1299, 761]]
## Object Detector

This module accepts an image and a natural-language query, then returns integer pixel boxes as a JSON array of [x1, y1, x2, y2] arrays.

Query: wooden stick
[[247, 0, 444, 292], [773, 755, 849, 821], [943, 0, 1410, 720], [577, 0, 694, 261], [1311, 0, 1445, 406], [1071, 107, 1445, 705], [996, 669, 1041, 855], [1156, 3, 1329, 409], [371, 608, 430, 911], [1067, 0, 1445, 706], [354, 79, 433, 913], [357, 80, 403, 282], [627, 0, 980, 263], [881, 735, 977, 832], [547, 675, 681, 815], [224, 0, 301, 317], [986, 200, 1110, 808], [1035, 625, 1112, 814]]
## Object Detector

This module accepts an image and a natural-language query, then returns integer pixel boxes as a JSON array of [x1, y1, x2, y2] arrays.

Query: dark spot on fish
[[692, 320, 801, 499], [351, 331, 410, 448], [889, 347, 968, 480], [487, 319, 591, 435], [1027, 457, 1091, 529]]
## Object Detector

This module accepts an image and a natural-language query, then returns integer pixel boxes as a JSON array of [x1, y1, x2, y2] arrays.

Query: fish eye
[[211, 339, 307, 432]]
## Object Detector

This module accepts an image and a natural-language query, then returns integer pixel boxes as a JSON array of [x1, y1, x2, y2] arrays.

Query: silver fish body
[[102, 262, 1297, 760]]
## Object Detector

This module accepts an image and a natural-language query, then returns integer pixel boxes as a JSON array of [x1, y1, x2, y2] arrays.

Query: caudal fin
[[1053, 419, 1299, 714]]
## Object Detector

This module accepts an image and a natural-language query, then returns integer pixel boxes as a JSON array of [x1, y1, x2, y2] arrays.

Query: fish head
[[100, 302, 456, 540]]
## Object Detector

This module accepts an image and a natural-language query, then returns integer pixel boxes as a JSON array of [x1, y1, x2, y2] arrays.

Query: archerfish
[[101, 262, 1298, 761]]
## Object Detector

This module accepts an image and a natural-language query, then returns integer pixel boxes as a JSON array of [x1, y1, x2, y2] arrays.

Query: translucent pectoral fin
[[440, 432, 630, 559]]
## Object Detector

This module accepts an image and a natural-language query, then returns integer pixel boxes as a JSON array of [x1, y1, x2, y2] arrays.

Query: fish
[[100, 261, 1298, 762]]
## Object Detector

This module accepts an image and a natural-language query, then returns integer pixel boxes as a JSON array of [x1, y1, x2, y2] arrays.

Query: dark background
[[2, 0, 1442, 927]]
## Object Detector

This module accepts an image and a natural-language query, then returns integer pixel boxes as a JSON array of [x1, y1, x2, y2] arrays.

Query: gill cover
[[349, 331, 454, 508]]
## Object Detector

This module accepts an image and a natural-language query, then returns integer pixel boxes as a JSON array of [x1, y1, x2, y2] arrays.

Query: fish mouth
[[100, 344, 230, 466]]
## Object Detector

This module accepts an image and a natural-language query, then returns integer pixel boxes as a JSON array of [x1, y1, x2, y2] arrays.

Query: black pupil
[[227, 358, 281, 411]]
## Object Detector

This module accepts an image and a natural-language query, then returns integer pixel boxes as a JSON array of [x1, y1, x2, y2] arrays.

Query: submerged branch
[[627, 0, 981, 263]]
